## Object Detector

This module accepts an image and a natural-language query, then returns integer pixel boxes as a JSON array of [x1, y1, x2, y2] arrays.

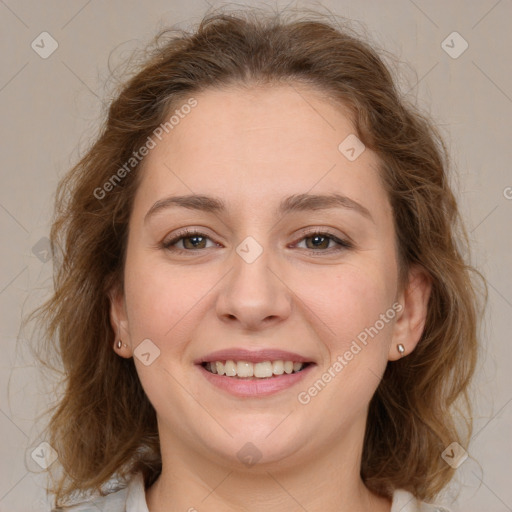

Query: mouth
[[196, 358, 316, 397], [194, 348, 316, 397], [201, 360, 312, 379]]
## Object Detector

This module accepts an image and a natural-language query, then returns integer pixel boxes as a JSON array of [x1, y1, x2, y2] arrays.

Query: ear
[[108, 282, 133, 359], [389, 264, 432, 361]]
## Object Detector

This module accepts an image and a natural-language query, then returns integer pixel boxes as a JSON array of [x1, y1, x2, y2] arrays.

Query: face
[[110, 84, 430, 469]]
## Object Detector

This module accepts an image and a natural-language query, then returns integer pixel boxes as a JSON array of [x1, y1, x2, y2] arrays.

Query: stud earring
[[116, 340, 122, 349], [397, 343, 405, 357]]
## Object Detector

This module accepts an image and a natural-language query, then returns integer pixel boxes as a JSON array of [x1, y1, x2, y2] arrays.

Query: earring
[[397, 343, 405, 357], [116, 340, 122, 349]]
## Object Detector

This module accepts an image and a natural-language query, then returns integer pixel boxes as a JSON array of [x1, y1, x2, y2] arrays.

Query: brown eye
[[181, 234, 208, 249], [304, 234, 331, 250], [294, 230, 352, 253], [162, 230, 217, 252]]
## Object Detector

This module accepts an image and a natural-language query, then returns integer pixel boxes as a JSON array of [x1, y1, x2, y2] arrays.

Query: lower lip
[[197, 363, 315, 397]]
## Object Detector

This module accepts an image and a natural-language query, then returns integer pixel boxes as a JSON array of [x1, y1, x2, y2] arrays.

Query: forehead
[[162, 84, 358, 164], [134, 84, 387, 217]]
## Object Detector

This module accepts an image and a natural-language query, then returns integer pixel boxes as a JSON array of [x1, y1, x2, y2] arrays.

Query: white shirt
[[56, 472, 452, 511]]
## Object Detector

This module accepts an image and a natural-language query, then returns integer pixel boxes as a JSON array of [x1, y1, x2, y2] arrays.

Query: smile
[[197, 360, 315, 397], [203, 360, 310, 378]]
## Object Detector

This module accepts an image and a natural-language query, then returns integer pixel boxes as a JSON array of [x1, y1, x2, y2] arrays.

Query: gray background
[[1, 1, 511, 511]]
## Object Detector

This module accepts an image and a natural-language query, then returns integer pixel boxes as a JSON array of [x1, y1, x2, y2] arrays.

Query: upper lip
[[194, 348, 315, 364]]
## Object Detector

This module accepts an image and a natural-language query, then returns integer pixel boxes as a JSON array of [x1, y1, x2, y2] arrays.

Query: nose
[[215, 245, 292, 332]]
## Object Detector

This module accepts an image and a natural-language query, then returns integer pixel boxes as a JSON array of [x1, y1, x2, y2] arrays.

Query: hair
[[27, 4, 485, 509]]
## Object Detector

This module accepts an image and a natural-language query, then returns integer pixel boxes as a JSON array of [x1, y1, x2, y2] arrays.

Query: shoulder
[[51, 489, 128, 511], [51, 473, 146, 512], [391, 489, 452, 512]]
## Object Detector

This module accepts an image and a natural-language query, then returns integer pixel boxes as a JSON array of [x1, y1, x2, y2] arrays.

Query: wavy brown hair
[[27, 4, 485, 508]]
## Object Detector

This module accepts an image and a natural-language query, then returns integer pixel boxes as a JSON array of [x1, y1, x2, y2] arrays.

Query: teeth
[[205, 360, 307, 378], [237, 361, 253, 377], [254, 361, 273, 378], [272, 360, 284, 375], [224, 360, 237, 376]]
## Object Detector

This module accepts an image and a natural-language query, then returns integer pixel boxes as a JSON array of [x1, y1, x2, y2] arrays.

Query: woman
[[31, 6, 483, 512]]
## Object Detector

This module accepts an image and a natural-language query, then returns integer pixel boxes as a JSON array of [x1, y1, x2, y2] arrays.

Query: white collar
[[125, 471, 150, 512]]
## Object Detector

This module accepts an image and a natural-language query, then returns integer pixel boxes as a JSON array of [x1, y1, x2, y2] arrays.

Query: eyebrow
[[144, 192, 374, 223]]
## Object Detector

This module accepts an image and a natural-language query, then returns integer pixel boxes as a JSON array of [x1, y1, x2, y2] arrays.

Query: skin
[[110, 84, 431, 512]]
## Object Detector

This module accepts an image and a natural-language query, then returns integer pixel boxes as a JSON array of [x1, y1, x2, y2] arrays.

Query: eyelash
[[160, 228, 353, 255]]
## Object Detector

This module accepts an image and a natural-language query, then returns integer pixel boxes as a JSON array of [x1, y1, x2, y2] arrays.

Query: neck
[[145, 417, 392, 512]]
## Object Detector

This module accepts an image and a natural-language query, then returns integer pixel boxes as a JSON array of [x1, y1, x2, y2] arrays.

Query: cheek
[[122, 255, 207, 349], [302, 260, 397, 369], [122, 257, 207, 400], [297, 266, 397, 413]]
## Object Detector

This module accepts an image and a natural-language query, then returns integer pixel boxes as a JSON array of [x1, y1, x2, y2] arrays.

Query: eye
[[161, 229, 219, 253], [292, 229, 352, 253]]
